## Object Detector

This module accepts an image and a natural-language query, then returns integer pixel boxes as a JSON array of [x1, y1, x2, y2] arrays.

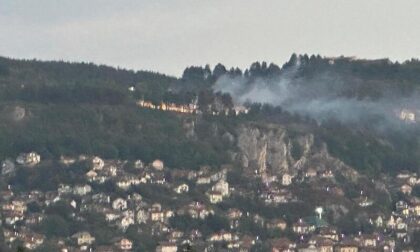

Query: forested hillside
[[1, 55, 420, 175]]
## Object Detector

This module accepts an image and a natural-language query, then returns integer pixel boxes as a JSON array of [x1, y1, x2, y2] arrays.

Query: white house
[[72, 232, 95, 245], [112, 198, 128, 211], [16, 152, 41, 166], [282, 173, 293, 186], [73, 185, 92, 196], [152, 159, 164, 170], [92, 156, 104, 170], [174, 183, 189, 194], [134, 160, 144, 169], [212, 180, 229, 197]]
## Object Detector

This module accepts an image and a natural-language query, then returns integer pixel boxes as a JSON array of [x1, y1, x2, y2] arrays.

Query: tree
[[37, 215, 70, 237], [212, 63, 227, 79]]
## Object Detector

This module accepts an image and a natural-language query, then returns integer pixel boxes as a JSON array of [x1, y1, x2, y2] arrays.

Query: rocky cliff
[[235, 123, 360, 181], [236, 124, 313, 175]]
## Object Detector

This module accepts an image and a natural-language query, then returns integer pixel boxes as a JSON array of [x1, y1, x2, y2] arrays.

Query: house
[[165, 209, 174, 219], [92, 156, 105, 170], [186, 202, 212, 219], [112, 198, 128, 211], [189, 229, 203, 241], [137, 209, 149, 223], [400, 184, 412, 195], [396, 200, 409, 211], [292, 219, 313, 235], [153, 173, 167, 184], [399, 109, 416, 122], [360, 234, 378, 248], [72, 232, 95, 245], [236, 235, 255, 251], [25, 213, 44, 226], [156, 242, 178, 252], [10, 200, 27, 214], [4, 212, 24, 225], [305, 168, 317, 178], [208, 191, 223, 204], [58, 184, 73, 195], [412, 203, 420, 216], [270, 190, 292, 204], [152, 159, 164, 171], [151, 210, 165, 222], [407, 174, 418, 186], [103, 164, 118, 177], [212, 180, 229, 196], [3, 229, 17, 243], [271, 238, 296, 252], [44, 191, 61, 206], [266, 218, 287, 230], [336, 238, 359, 252], [60, 156, 76, 166], [16, 152, 41, 166], [386, 216, 396, 230], [313, 238, 334, 252], [73, 184, 92, 196], [208, 230, 233, 242], [370, 215, 384, 228], [134, 159, 144, 169], [116, 175, 141, 190], [104, 210, 121, 222], [92, 193, 111, 204], [23, 233, 45, 250], [354, 196, 373, 207], [282, 173, 293, 186], [320, 170, 334, 178], [85, 170, 98, 181], [196, 176, 211, 184], [119, 215, 135, 230], [116, 238, 133, 250], [233, 105, 249, 115], [297, 243, 318, 252], [318, 227, 339, 241], [151, 222, 170, 236], [210, 169, 227, 182], [70, 200, 77, 209], [227, 208, 243, 220], [168, 230, 184, 243], [174, 183, 189, 194]]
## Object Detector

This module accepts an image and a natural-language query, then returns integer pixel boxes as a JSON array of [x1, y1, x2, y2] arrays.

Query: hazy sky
[[1, 0, 420, 76]]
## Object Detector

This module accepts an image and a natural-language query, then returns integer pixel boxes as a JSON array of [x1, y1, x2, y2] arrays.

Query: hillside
[[0, 55, 420, 251], [1, 55, 420, 175]]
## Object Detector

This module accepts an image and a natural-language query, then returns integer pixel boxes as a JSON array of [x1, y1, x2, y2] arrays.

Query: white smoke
[[213, 62, 420, 128]]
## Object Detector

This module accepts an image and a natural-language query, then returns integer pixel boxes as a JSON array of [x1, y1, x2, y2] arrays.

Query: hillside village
[[1, 56, 420, 251], [1, 150, 419, 252]]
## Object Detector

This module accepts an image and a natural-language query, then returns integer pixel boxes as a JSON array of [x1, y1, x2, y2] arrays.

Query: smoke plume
[[213, 61, 420, 129]]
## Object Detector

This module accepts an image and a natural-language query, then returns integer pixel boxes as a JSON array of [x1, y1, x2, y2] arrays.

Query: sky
[[1, 0, 420, 76]]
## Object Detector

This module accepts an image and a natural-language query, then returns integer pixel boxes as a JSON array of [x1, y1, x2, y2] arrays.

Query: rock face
[[236, 124, 313, 175], [235, 123, 360, 180]]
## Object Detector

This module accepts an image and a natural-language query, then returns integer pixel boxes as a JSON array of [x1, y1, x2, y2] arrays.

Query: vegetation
[[1, 54, 420, 176]]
